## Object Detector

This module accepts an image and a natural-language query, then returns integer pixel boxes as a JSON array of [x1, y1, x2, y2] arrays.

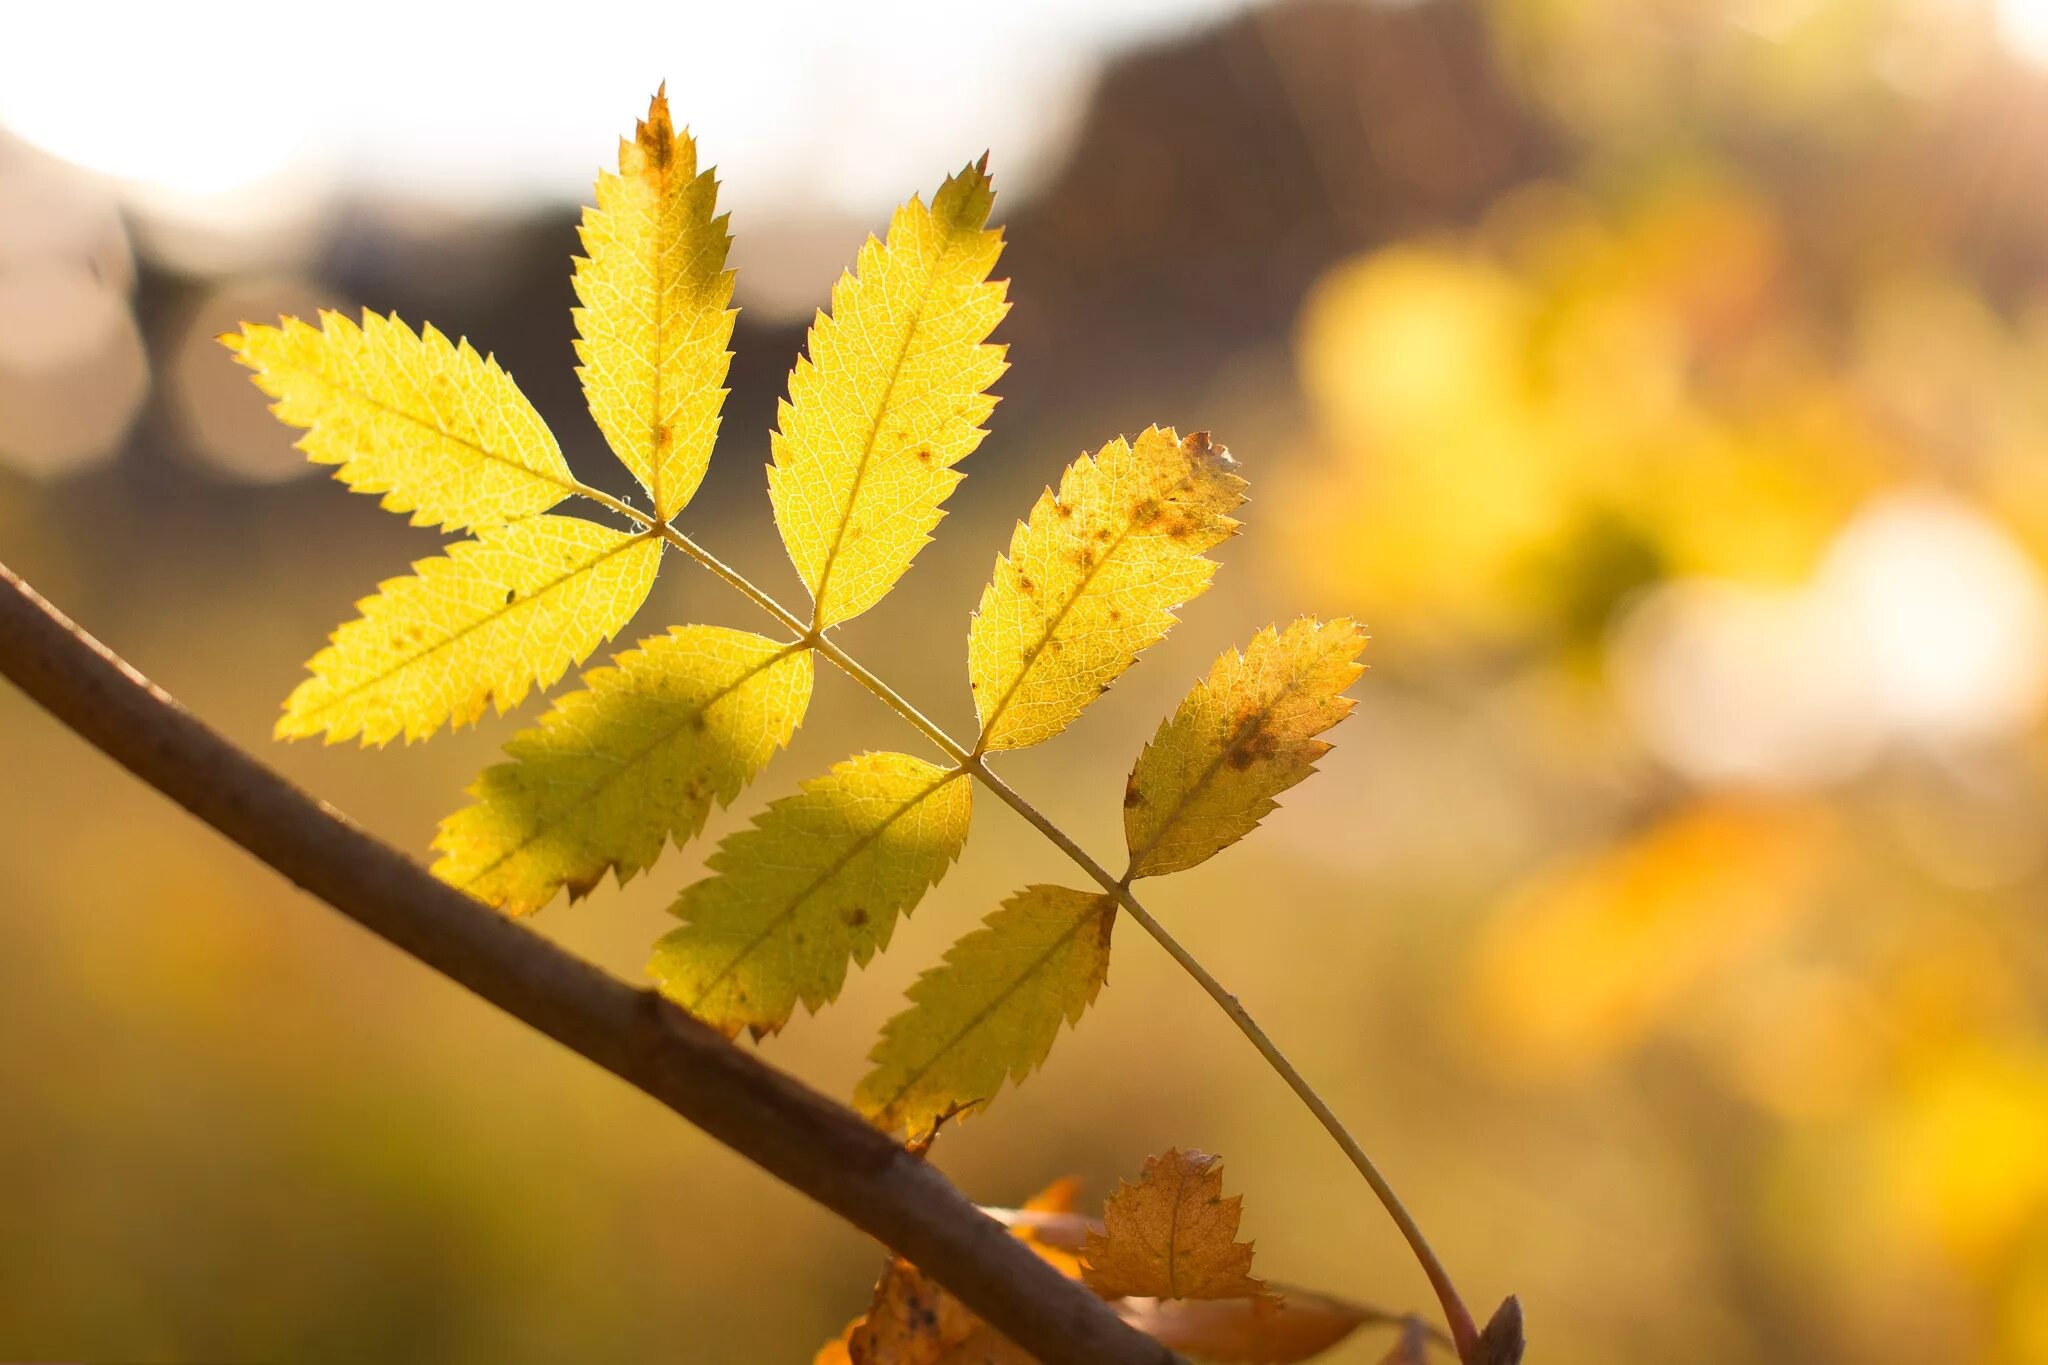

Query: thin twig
[[0, 561, 1177, 1365]]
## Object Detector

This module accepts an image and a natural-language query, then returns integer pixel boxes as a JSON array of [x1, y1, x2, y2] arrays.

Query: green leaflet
[[857, 884, 1115, 1140], [432, 626, 813, 916], [652, 752, 972, 1038]]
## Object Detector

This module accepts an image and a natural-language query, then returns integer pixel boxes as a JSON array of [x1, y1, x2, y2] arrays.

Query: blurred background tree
[[5, 0, 2048, 1360]]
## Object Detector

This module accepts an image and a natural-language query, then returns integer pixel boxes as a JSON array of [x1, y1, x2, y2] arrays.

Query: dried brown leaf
[[847, 1257, 1037, 1365], [829, 1178, 1091, 1364], [1115, 1286, 1397, 1364], [1082, 1148, 1275, 1302]]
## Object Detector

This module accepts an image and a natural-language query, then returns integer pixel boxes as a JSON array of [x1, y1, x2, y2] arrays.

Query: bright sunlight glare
[[1997, 0, 2048, 64], [1614, 491, 2048, 791], [0, 0, 1252, 213], [0, 8, 304, 196]]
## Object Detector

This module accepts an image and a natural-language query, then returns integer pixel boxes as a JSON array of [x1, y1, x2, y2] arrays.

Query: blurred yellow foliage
[[1872, 1041, 2048, 1263], [1467, 799, 1837, 1077], [1268, 13, 2048, 1348], [1284, 173, 1902, 647]]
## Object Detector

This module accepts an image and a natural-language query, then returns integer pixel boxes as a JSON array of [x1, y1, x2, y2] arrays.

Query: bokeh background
[[7, 0, 2048, 1360]]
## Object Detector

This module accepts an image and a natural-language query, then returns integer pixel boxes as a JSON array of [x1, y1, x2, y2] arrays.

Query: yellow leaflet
[[856, 884, 1113, 1141], [768, 161, 1008, 629], [1124, 617, 1367, 879], [278, 516, 661, 746], [432, 627, 813, 916], [970, 427, 1246, 752], [223, 310, 572, 532], [573, 88, 737, 521], [652, 752, 971, 1039], [1082, 1148, 1273, 1303]]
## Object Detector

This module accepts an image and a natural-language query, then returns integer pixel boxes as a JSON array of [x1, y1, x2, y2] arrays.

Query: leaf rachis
[[242, 88, 1491, 1361]]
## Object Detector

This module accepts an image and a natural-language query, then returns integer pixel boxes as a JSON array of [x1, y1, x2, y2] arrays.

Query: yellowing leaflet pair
[[227, 90, 1367, 1144]]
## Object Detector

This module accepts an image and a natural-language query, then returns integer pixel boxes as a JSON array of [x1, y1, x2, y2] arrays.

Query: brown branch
[[0, 560, 1178, 1365]]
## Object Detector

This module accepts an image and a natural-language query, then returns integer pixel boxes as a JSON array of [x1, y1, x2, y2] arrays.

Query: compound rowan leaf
[[222, 310, 574, 531], [277, 516, 661, 746], [432, 626, 812, 916], [574, 88, 736, 521], [1124, 617, 1367, 879], [970, 427, 1245, 752], [1082, 1148, 1274, 1302], [768, 161, 1008, 629], [650, 752, 972, 1038], [857, 885, 1114, 1141]]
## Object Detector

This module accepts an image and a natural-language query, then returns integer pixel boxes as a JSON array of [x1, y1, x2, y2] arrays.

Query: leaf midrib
[[873, 892, 1108, 1119], [453, 642, 806, 889], [682, 766, 967, 1013], [309, 363, 575, 500], [300, 529, 654, 722], [1124, 629, 1354, 873], [976, 477, 1152, 746], [807, 219, 980, 627], [1166, 1158, 1191, 1298], [643, 143, 677, 517]]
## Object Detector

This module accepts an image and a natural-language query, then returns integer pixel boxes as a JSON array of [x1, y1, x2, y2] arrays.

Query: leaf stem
[[584, 485, 1478, 1355], [574, 483, 815, 640], [806, 633, 975, 766], [967, 759, 1483, 1361]]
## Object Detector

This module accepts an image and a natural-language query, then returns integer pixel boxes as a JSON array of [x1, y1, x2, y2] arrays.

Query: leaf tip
[[1184, 427, 1237, 475], [639, 85, 676, 165]]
